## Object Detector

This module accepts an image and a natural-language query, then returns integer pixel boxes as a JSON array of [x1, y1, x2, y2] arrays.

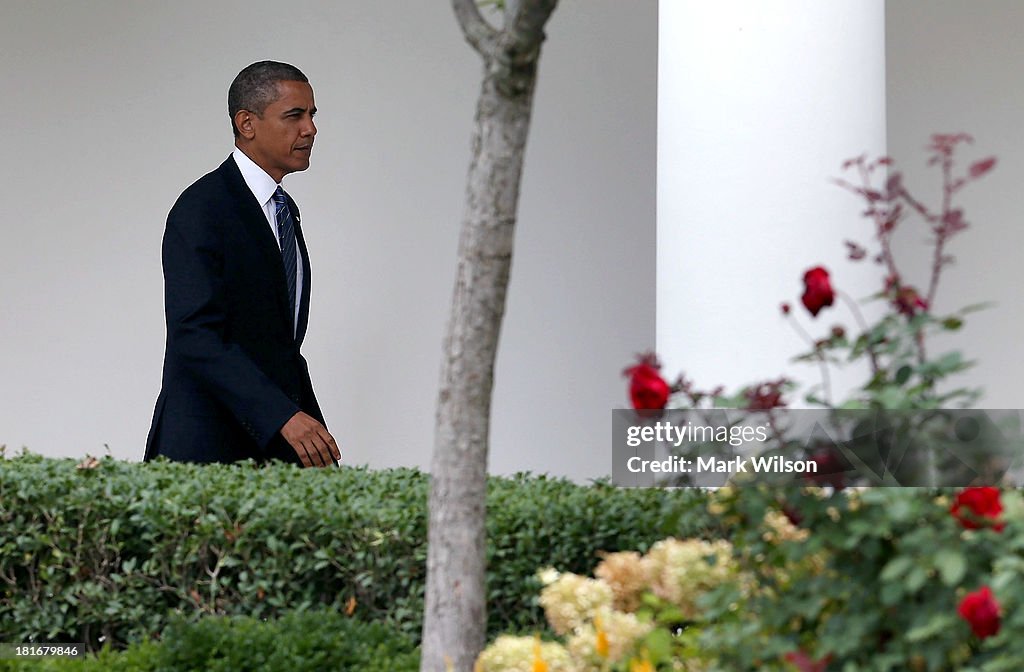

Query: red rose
[[624, 353, 671, 411], [801, 267, 835, 317], [958, 586, 1001, 639], [950, 487, 1005, 531]]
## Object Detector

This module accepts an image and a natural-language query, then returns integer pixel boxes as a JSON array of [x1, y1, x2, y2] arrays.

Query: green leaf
[[654, 606, 687, 625], [894, 365, 912, 386], [880, 581, 904, 606], [923, 351, 969, 379], [957, 301, 995, 315], [880, 556, 914, 582], [905, 565, 929, 592], [874, 386, 908, 409], [906, 613, 957, 642], [643, 627, 673, 662], [888, 498, 914, 523], [934, 549, 967, 586]]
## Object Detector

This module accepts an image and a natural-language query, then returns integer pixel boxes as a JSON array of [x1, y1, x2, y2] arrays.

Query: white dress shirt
[[232, 147, 303, 336]]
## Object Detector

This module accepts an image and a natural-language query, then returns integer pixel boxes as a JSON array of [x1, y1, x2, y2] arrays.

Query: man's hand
[[280, 412, 341, 468]]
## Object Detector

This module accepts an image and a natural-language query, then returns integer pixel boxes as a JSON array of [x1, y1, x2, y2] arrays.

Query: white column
[[657, 0, 887, 404]]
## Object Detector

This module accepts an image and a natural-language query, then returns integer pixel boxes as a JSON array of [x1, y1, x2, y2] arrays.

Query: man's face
[[244, 80, 317, 182]]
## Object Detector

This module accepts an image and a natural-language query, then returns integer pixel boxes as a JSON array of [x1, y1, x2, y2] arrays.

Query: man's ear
[[234, 110, 257, 140]]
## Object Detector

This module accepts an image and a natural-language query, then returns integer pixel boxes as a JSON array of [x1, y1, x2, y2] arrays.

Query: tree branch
[[452, 0, 499, 56], [503, 0, 557, 53]]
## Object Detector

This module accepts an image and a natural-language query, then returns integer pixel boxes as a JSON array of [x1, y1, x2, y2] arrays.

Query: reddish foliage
[[784, 650, 832, 672]]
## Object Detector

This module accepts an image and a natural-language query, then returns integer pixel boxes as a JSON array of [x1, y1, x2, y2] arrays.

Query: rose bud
[[801, 267, 835, 317], [624, 353, 671, 412]]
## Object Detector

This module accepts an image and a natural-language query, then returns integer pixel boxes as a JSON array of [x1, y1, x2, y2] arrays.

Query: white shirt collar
[[232, 147, 281, 208]]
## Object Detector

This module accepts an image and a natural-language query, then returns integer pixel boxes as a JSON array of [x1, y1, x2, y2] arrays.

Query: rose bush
[[691, 485, 1024, 669], [606, 136, 1024, 669], [476, 485, 1024, 670], [624, 133, 997, 417], [622, 135, 1010, 494]]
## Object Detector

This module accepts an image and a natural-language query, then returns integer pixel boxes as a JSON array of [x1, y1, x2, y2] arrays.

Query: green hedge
[[0, 609, 419, 671], [0, 454, 713, 650]]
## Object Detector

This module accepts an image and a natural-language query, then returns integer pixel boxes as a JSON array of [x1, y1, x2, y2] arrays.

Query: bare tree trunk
[[420, 2, 558, 671]]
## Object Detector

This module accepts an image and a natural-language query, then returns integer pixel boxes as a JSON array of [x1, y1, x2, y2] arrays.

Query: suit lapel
[[217, 157, 294, 326]]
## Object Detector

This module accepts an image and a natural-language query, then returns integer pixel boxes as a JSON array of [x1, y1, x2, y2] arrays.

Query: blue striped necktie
[[272, 187, 298, 331]]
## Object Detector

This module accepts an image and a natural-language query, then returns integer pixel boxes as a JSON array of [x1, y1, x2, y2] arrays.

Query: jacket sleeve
[[162, 204, 299, 450]]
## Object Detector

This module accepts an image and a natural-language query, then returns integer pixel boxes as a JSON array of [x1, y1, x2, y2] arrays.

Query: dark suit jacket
[[145, 156, 324, 465]]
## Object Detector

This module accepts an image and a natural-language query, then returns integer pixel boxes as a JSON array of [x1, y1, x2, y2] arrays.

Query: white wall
[[657, 1, 887, 405], [0, 0, 656, 481], [5, 1, 1013, 482], [886, 0, 1024, 408]]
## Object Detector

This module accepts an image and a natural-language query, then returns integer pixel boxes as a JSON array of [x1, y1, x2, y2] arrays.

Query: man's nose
[[303, 118, 316, 137]]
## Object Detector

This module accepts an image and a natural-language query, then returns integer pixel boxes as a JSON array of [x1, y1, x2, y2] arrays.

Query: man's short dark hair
[[228, 61, 309, 137]]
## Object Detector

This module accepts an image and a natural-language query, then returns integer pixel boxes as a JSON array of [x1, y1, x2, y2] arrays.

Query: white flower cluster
[[643, 538, 736, 620], [566, 607, 652, 664], [473, 635, 574, 672], [537, 570, 613, 636], [761, 510, 810, 544], [477, 537, 737, 671]]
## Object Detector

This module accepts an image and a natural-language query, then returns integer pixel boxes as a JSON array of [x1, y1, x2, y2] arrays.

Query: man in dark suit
[[145, 61, 340, 468]]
